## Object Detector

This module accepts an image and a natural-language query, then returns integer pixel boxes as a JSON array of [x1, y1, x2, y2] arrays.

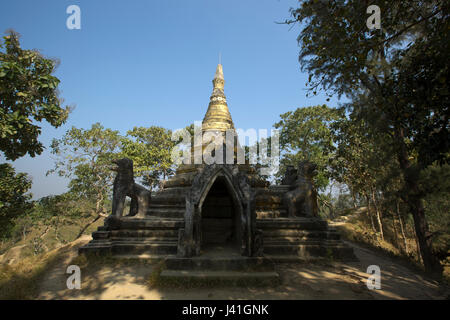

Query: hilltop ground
[[29, 238, 450, 300], [1, 219, 448, 300]]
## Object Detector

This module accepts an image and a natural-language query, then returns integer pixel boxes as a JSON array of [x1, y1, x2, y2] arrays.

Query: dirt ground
[[36, 237, 448, 300]]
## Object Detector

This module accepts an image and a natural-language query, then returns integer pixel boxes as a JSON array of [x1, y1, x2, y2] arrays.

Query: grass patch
[[0, 236, 100, 299], [0, 245, 71, 299], [335, 220, 450, 284], [337, 222, 422, 267]]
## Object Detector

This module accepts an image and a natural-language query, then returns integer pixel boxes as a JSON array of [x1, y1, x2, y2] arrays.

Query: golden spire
[[202, 64, 234, 132]]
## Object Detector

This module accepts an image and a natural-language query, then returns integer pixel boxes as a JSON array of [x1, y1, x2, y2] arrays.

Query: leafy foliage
[[286, 0, 449, 274], [0, 163, 32, 237], [274, 105, 342, 190], [48, 123, 122, 219], [0, 30, 69, 160], [122, 126, 176, 190]]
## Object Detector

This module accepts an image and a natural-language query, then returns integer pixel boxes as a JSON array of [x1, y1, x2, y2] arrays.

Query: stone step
[[263, 235, 341, 242], [110, 229, 179, 238], [264, 243, 339, 255], [146, 206, 185, 218], [146, 212, 185, 218], [264, 239, 342, 246], [118, 218, 184, 230], [148, 203, 185, 209], [92, 231, 110, 240], [79, 240, 178, 255], [263, 244, 357, 261], [109, 236, 178, 242], [83, 239, 111, 246], [264, 255, 329, 263], [107, 240, 177, 245], [78, 242, 112, 255], [256, 209, 287, 219], [257, 218, 328, 230], [111, 242, 178, 255], [159, 270, 280, 286], [164, 256, 275, 272], [256, 213, 284, 219], [113, 254, 177, 261], [150, 196, 187, 206], [262, 230, 340, 240], [256, 208, 287, 213]]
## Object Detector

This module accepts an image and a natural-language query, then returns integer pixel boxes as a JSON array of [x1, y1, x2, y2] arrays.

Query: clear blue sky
[[0, 0, 341, 199]]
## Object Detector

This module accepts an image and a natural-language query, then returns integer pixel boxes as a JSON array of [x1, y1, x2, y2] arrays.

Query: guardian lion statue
[[110, 158, 151, 218], [282, 161, 319, 217], [281, 165, 298, 185]]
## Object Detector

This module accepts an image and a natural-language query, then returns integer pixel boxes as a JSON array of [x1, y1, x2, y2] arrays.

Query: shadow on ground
[[34, 238, 448, 300]]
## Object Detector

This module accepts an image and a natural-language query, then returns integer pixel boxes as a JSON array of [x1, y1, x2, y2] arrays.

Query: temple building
[[80, 64, 356, 282]]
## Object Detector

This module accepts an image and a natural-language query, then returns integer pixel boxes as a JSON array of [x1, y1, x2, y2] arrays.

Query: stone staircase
[[159, 247, 280, 286], [257, 217, 357, 262], [145, 187, 188, 218], [78, 217, 183, 256], [79, 216, 356, 286], [80, 216, 356, 262], [145, 204, 185, 218]]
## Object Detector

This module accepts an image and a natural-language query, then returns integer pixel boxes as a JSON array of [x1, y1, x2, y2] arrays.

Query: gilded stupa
[[202, 64, 235, 133]]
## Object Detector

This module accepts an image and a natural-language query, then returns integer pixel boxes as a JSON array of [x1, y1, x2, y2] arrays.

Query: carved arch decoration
[[177, 164, 259, 257]]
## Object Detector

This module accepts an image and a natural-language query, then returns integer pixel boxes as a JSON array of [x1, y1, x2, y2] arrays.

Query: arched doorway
[[179, 165, 257, 258], [200, 175, 242, 253]]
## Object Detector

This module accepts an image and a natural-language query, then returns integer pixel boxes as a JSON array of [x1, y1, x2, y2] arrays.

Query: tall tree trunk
[[319, 196, 334, 219], [392, 211, 399, 249], [366, 194, 376, 232], [39, 226, 50, 239], [414, 229, 423, 264], [351, 190, 357, 209], [395, 128, 442, 276], [22, 226, 27, 241], [371, 189, 384, 240], [396, 201, 409, 254], [54, 217, 61, 242], [75, 214, 103, 240], [75, 193, 107, 240]]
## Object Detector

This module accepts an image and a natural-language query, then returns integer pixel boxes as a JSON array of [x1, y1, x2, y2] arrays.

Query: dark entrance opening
[[201, 176, 241, 253]]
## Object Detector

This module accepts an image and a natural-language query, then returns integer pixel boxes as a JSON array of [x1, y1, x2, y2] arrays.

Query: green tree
[[0, 163, 32, 237], [274, 105, 342, 190], [28, 192, 98, 244], [0, 30, 69, 160], [331, 110, 400, 239], [419, 164, 450, 261], [287, 0, 448, 275], [48, 123, 122, 238], [121, 126, 176, 191]]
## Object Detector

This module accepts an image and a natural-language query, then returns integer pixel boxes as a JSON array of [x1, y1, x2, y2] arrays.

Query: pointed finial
[[214, 63, 224, 81]]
